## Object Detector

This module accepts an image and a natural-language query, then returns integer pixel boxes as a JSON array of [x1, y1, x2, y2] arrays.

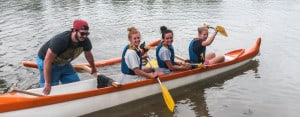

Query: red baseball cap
[[73, 19, 89, 30]]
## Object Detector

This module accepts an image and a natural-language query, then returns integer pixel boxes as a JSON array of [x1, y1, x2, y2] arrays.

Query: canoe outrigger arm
[[9, 88, 44, 97]]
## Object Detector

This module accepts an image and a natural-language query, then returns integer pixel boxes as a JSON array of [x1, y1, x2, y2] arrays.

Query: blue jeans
[[36, 56, 80, 87]]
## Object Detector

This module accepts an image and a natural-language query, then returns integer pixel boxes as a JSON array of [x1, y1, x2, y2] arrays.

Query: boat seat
[[224, 55, 234, 61]]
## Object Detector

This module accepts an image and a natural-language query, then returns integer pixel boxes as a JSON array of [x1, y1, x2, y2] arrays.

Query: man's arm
[[43, 48, 56, 95], [84, 51, 97, 74]]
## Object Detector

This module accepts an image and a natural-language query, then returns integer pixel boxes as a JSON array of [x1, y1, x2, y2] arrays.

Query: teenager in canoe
[[188, 24, 225, 65], [36, 19, 97, 95], [156, 26, 192, 74], [120, 27, 164, 84]]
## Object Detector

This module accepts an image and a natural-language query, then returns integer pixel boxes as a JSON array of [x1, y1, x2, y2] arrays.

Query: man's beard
[[75, 31, 82, 42]]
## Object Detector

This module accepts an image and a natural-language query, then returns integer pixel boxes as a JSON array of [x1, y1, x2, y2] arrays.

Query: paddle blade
[[216, 26, 228, 37], [145, 59, 158, 68], [160, 84, 175, 112]]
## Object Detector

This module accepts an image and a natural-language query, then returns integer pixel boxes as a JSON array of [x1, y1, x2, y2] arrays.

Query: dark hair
[[160, 26, 173, 39]]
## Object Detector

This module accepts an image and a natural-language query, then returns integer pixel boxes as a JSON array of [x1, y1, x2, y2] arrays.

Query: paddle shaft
[[208, 26, 216, 29], [10, 88, 44, 97], [175, 54, 186, 62], [156, 77, 163, 86]]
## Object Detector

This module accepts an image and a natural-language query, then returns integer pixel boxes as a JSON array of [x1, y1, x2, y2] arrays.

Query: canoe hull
[[0, 38, 261, 116]]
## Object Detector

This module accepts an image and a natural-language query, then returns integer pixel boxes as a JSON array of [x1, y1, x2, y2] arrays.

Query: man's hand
[[91, 66, 97, 74], [203, 23, 210, 29], [43, 83, 51, 95]]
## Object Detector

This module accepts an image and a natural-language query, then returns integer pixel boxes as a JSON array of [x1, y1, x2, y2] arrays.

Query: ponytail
[[160, 26, 173, 39]]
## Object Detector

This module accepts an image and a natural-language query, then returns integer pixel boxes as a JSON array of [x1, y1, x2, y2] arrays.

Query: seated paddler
[[156, 26, 192, 74], [188, 24, 225, 66], [120, 27, 164, 84]]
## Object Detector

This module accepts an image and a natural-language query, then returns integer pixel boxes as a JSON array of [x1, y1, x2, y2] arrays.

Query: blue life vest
[[156, 43, 175, 68], [188, 39, 206, 63], [121, 45, 142, 75]]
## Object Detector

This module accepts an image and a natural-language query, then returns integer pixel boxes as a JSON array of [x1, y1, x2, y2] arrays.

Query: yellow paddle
[[215, 25, 228, 37], [203, 23, 228, 37], [145, 59, 158, 68], [156, 77, 175, 112], [207, 25, 228, 37], [146, 58, 175, 112]]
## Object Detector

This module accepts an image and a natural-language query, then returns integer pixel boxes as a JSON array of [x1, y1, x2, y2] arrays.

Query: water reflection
[[204, 60, 260, 117], [0, 79, 6, 88]]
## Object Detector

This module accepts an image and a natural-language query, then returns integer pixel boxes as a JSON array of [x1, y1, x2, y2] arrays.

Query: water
[[1, 0, 300, 116]]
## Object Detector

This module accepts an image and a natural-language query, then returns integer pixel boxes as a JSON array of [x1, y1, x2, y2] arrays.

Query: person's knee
[[220, 55, 225, 61], [211, 53, 216, 57], [206, 52, 216, 59]]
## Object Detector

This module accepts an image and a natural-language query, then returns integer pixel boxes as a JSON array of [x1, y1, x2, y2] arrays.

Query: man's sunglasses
[[80, 32, 90, 36]]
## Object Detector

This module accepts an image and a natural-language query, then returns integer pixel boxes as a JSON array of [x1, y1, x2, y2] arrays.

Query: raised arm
[[202, 29, 218, 46]]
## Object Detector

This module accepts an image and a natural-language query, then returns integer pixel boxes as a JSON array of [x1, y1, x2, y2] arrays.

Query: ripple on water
[[174, 98, 197, 117]]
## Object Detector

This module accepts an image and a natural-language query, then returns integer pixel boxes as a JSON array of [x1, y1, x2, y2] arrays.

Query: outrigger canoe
[[0, 38, 261, 116]]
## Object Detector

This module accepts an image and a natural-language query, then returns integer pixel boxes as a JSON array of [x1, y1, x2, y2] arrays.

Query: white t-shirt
[[124, 49, 140, 70], [120, 49, 146, 84], [158, 46, 171, 61]]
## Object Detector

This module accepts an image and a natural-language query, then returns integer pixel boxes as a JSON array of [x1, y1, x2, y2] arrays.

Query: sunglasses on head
[[79, 32, 90, 36]]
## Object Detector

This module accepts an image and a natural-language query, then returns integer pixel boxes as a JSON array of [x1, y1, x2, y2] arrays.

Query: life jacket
[[121, 44, 142, 75], [188, 39, 206, 63], [156, 43, 175, 68]]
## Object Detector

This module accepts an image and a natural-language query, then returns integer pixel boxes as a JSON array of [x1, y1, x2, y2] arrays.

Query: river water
[[0, 0, 299, 116]]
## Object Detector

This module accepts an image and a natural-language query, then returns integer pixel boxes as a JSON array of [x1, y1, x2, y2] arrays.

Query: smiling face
[[162, 32, 173, 46], [72, 30, 89, 43], [129, 33, 141, 47], [74, 29, 89, 42]]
